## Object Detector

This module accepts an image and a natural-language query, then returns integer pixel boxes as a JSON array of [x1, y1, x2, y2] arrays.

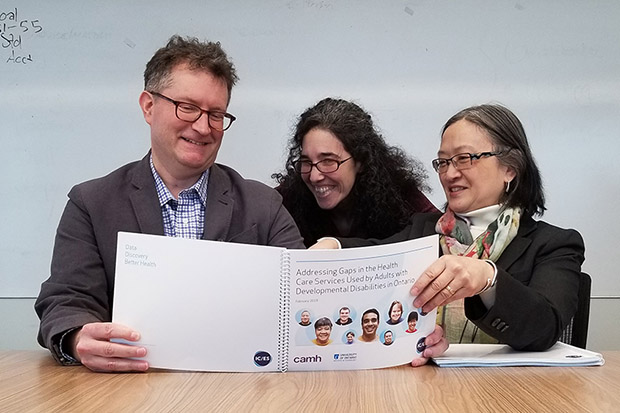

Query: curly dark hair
[[273, 98, 435, 247], [144, 35, 238, 101]]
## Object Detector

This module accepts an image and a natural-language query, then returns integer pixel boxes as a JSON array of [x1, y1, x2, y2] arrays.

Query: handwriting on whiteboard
[[1, 7, 43, 65]]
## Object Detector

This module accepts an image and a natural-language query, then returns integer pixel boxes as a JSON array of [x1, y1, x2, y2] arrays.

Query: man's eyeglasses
[[149, 91, 236, 131], [431, 150, 507, 173], [293, 157, 353, 174]]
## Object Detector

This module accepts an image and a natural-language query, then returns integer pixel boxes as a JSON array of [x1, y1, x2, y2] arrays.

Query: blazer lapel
[[203, 164, 234, 241], [129, 154, 165, 235], [496, 215, 537, 269], [423, 218, 437, 236]]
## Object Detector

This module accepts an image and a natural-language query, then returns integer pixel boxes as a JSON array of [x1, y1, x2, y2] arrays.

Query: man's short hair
[[314, 317, 332, 330], [361, 308, 379, 324], [144, 35, 239, 100]]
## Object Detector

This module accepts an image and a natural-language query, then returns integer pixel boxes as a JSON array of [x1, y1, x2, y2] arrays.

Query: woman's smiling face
[[300, 127, 360, 210], [315, 325, 331, 344], [390, 304, 402, 322], [438, 119, 515, 213]]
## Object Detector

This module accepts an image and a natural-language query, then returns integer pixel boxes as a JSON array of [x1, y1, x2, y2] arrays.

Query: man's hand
[[410, 325, 448, 367], [69, 322, 149, 372]]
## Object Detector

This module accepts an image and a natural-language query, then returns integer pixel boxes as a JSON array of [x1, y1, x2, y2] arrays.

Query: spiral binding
[[278, 250, 291, 372]]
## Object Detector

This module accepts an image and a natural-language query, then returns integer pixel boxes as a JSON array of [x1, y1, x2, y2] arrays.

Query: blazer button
[[500, 325, 509, 333], [496, 321, 506, 330], [491, 318, 501, 327]]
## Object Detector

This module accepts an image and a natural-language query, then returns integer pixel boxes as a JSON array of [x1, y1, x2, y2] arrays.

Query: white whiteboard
[[1, 0, 619, 296]]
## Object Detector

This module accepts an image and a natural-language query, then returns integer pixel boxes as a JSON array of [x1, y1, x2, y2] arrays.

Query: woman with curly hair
[[273, 97, 437, 247]]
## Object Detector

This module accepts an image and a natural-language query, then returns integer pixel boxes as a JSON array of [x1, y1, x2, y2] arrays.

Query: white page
[[433, 342, 605, 367], [113, 232, 284, 372], [287, 236, 438, 371]]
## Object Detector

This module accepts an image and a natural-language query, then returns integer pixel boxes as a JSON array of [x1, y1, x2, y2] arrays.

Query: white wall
[[1, 1, 618, 348]]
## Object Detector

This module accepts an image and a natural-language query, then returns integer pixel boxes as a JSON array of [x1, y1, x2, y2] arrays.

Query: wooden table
[[1, 351, 619, 412]]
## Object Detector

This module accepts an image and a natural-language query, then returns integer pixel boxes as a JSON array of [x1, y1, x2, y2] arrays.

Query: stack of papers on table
[[432, 341, 605, 367]]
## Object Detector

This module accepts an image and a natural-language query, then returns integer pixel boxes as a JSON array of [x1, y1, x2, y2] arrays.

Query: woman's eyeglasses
[[293, 157, 353, 174], [432, 151, 507, 173]]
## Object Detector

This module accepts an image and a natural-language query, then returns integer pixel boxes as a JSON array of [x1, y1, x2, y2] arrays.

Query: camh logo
[[292, 354, 322, 363]]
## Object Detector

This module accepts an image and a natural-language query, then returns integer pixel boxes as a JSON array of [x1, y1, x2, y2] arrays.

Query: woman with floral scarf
[[319, 104, 585, 366]]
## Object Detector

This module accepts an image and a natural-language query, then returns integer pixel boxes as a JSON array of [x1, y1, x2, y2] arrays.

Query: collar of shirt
[[149, 155, 209, 207], [456, 204, 502, 239]]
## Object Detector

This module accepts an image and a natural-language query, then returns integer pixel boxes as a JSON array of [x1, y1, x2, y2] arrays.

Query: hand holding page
[[112, 233, 438, 372]]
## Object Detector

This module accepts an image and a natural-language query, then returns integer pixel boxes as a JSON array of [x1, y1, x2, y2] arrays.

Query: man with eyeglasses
[[35, 35, 304, 372]]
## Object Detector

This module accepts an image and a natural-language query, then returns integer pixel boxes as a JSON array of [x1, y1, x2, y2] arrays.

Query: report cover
[[113, 232, 439, 372]]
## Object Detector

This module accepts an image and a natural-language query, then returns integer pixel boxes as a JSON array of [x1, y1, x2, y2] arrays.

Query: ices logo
[[254, 351, 272, 367], [416, 337, 427, 353]]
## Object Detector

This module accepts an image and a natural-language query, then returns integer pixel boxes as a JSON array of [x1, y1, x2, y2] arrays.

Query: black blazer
[[341, 212, 585, 351]]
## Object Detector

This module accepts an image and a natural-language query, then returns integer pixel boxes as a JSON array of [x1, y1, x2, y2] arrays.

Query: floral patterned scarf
[[435, 207, 521, 343]]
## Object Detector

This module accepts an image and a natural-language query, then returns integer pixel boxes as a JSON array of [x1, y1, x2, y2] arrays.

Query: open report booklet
[[432, 342, 605, 367], [112, 232, 439, 372]]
